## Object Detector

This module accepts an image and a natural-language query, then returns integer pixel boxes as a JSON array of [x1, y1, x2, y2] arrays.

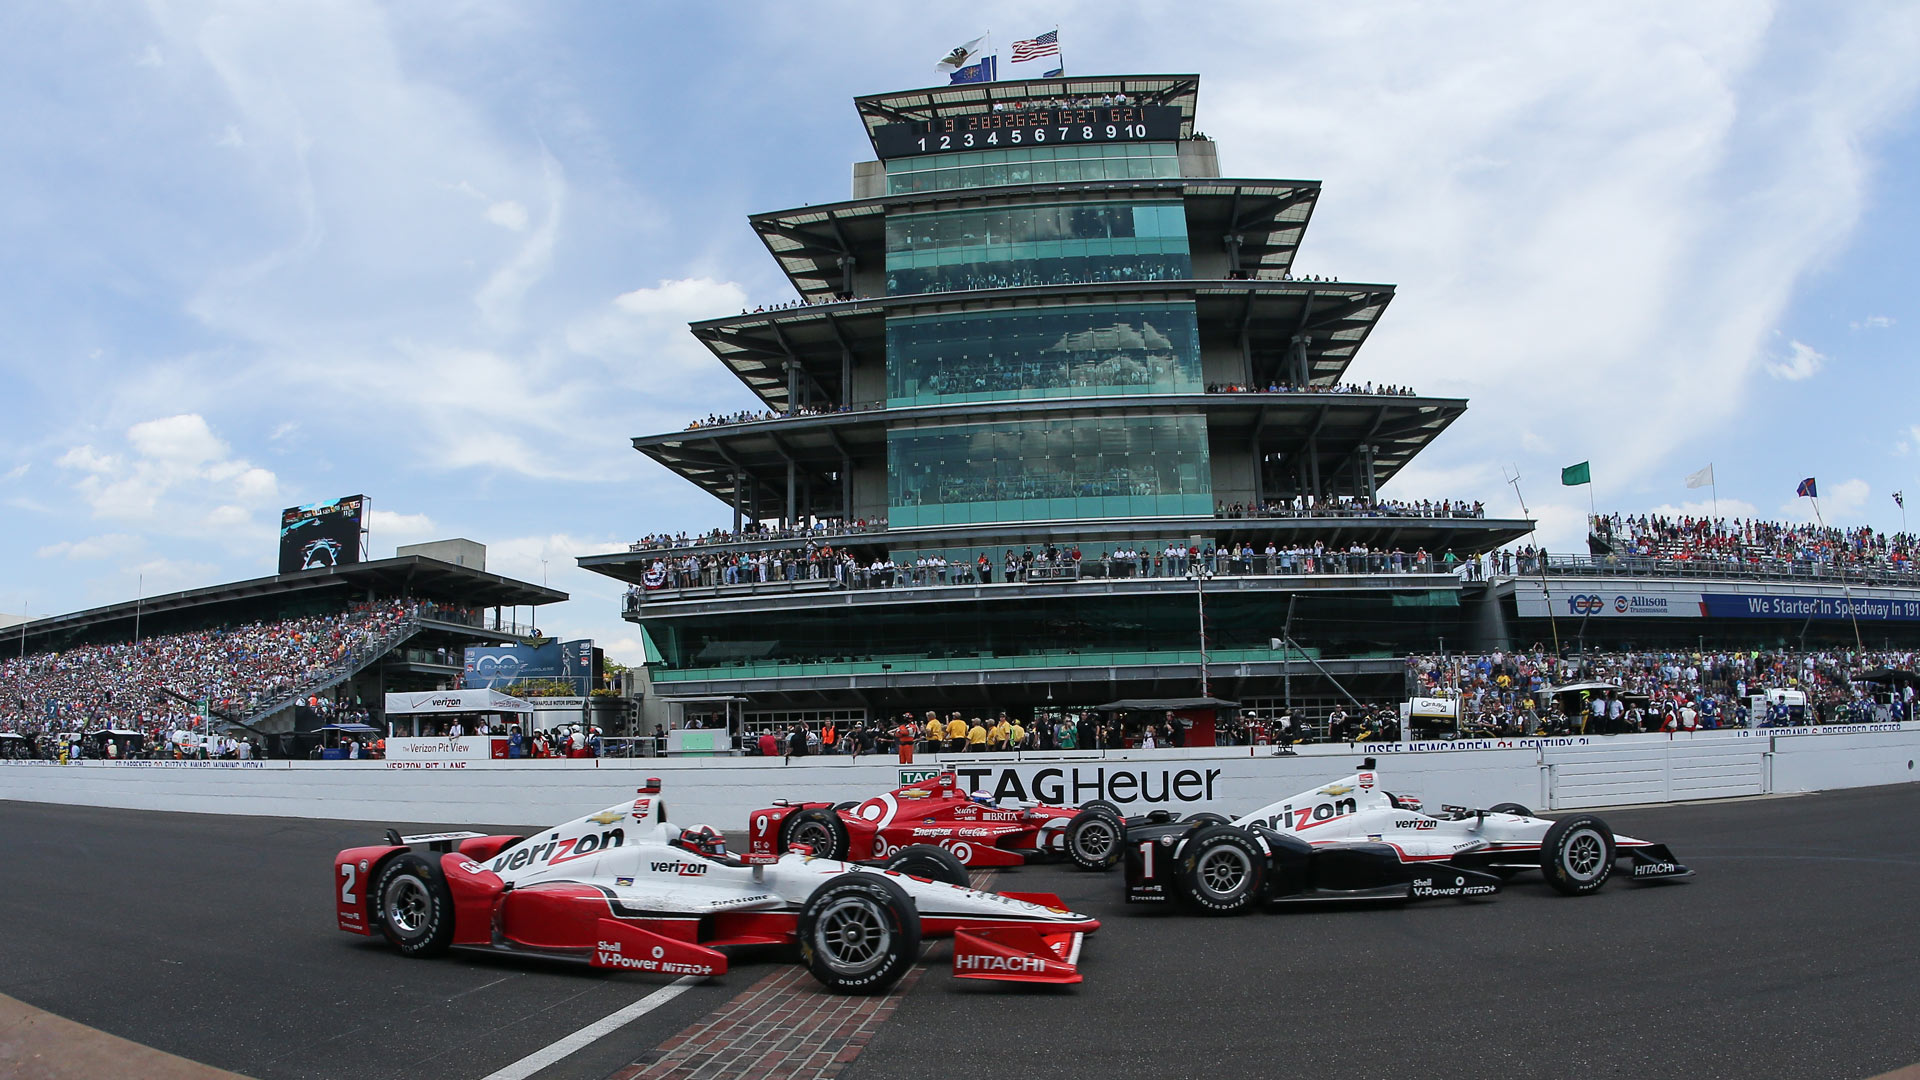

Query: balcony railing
[[1514, 553, 1920, 590]]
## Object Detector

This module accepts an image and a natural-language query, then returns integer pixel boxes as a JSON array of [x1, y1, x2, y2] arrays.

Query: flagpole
[[1710, 463, 1717, 519], [1055, 24, 1065, 77], [1508, 467, 1559, 656], [1807, 494, 1865, 653]]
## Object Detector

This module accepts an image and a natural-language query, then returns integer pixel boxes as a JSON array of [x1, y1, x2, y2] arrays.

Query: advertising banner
[[463, 640, 594, 689], [1515, 581, 1702, 619], [1700, 593, 1920, 622], [278, 495, 365, 574], [384, 736, 507, 763]]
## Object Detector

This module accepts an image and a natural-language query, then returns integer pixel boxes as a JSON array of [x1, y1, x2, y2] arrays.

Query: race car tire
[[373, 854, 454, 957], [883, 844, 970, 887], [1081, 799, 1124, 819], [1183, 812, 1232, 827], [798, 873, 921, 994], [781, 807, 850, 860], [832, 801, 860, 811], [1487, 802, 1533, 817], [1540, 815, 1616, 895], [1178, 826, 1266, 915], [1064, 808, 1125, 871]]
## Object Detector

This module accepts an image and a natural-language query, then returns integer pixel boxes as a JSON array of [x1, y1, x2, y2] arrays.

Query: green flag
[[1561, 461, 1591, 486]]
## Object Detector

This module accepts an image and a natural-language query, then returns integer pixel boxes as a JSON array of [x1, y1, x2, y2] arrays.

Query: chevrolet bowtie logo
[[587, 811, 624, 825], [1319, 784, 1354, 796]]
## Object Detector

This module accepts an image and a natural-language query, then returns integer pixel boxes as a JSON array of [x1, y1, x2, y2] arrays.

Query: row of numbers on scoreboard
[[916, 124, 1155, 153]]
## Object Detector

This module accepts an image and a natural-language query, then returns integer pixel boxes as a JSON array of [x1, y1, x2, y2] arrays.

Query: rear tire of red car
[[798, 874, 921, 994], [1540, 815, 1615, 896], [1064, 808, 1124, 870], [374, 854, 454, 957], [780, 807, 849, 860], [1178, 826, 1265, 915], [883, 844, 970, 886]]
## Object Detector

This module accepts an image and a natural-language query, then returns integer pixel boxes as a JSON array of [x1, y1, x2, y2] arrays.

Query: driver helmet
[[678, 824, 727, 858], [968, 790, 996, 807]]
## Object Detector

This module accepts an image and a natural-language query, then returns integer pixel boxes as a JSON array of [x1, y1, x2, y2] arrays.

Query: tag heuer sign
[[899, 767, 941, 786]]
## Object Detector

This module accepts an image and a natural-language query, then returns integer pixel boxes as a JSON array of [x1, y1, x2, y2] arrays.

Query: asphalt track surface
[[2, 784, 1918, 1080]]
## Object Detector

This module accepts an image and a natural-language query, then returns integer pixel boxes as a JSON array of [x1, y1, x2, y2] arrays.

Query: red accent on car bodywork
[[334, 844, 402, 935], [951, 925, 1082, 984], [439, 853, 506, 945], [456, 835, 523, 863], [588, 919, 727, 977]]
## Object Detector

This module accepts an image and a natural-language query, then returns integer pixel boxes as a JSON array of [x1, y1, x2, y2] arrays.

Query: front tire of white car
[[1541, 815, 1615, 895], [1064, 808, 1123, 871], [798, 874, 920, 994], [373, 854, 454, 957], [1178, 827, 1265, 915]]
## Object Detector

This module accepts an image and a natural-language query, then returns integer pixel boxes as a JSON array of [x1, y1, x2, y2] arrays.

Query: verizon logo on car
[[955, 954, 1048, 973], [649, 860, 709, 877]]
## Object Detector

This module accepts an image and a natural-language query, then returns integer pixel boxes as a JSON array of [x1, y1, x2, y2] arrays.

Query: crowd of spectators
[[631, 538, 1466, 600], [1217, 496, 1485, 520], [1408, 646, 1917, 737], [1206, 381, 1416, 395], [684, 403, 866, 431], [1587, 513, 1915, 579], [628, 518, 887, 554], [0, 601, 419, 751]]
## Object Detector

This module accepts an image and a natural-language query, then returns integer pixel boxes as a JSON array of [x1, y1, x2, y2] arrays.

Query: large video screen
[[278, 495, 365, 574], [463, 640, 595, 690]]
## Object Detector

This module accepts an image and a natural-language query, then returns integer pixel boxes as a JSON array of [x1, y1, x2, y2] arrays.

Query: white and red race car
[[334, 779, 1098, 992], [748, 771, 1113, 868], [1117, 759, 1692, 913]]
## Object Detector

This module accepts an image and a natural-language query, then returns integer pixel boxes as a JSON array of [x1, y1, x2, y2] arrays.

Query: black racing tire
[[373, 854, 454, 957], [779, 807, 850, 860], [1064, 808, 1125, 871], [1177, 826, 1266, 915], [1540, 815, 1616, 895], [1183, 812, 1232, 827], [882, 844, 970, 887], [832, 801, 860, 811], [797, 873, 921, 994], [1487, 802, 1533, 817], [1080, 799, 1124, 819]]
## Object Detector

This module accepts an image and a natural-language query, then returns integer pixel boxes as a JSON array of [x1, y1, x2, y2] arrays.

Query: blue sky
[[2, 2, 1917, 663]]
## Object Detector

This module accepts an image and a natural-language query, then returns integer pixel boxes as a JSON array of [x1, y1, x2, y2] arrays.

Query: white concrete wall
[[5, 723, 1916, 831]]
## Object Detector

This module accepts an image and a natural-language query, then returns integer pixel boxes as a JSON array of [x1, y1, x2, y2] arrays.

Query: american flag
[[1011, 30, 1059, 62]]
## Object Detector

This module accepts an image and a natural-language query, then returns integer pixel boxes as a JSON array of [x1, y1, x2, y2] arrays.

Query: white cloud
[[37, 533, 143, 561], [369, 509, 437, 547], [55, 413, 278, 527], [484, 200, 528, 231], [1851, 314, 1895, 330], [1, 464, 27, 482], [1765, 339, 1826, 381], [1779, 477, 1869, 520], [1645, 499, 1761, 521]]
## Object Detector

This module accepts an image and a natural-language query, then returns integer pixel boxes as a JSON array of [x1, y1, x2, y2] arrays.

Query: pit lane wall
[[3, 724, 1916, 828]]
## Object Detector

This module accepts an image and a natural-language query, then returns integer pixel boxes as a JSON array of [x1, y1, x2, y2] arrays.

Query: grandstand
[[2, 554, 565, 754]]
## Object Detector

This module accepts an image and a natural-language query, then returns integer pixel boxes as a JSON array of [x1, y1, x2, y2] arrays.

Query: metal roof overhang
[[854, 74, 1201, 150], [751, 178, 1320, 304], [690, 278, 1393, 413], [629, 391, 1453, 515], [11, 556, 566, 644]]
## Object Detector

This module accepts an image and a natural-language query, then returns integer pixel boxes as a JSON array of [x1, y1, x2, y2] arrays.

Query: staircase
[[236, 618, 423, 733]]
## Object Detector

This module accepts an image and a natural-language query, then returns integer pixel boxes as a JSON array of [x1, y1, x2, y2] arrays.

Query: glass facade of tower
[[886, 415, 1213, 527], [883, 142, 1182, 194], [884, 200, 1191, 296], [885, 302, 1203, 406]]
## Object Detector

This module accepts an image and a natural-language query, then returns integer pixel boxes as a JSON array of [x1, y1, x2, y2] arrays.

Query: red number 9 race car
[[748, 771, 1118, 868]]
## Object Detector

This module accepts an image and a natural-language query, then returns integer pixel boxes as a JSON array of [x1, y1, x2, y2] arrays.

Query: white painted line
[[477, 976, 698, 1080]]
